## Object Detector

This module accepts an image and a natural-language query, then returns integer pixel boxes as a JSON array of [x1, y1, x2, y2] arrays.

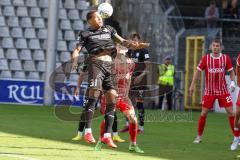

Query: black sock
[[136, 102, 145, 127], [104, 103, 116, 133], [112, 112, 118, 132], [84, 97, 98, 128], [78, 111, 86, 132]]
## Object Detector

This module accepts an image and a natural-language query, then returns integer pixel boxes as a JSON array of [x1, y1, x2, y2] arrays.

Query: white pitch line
[[0, 153, 40, 160]]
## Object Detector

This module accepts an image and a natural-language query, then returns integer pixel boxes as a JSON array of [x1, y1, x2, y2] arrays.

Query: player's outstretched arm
[[74, 71, 86, 96], [71, 44, 82, 71], [189, 70, 201, 96], [114, 33, 150, 49]]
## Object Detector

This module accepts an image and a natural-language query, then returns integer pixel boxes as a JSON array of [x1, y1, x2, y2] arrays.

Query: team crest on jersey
[[103, 28, 109, 32], [136, 52, 140, 57]]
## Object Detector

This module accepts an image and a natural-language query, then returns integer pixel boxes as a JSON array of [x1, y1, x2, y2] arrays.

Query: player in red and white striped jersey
[[189, 39, 238, 150], [234, 54, 240, 150], [95, 44, 144, 153]]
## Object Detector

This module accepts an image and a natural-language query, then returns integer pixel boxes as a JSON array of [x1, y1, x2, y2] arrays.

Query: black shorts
[[130, 85, 149, 99], [87, 58, 116, 91]]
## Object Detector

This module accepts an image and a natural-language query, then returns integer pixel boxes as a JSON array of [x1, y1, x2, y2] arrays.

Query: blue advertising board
[[0, 79, 87, 106]]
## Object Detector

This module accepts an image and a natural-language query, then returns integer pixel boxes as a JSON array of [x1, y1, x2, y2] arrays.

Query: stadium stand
[[175, 0, 240, 62], [0, 0, 90, 80]]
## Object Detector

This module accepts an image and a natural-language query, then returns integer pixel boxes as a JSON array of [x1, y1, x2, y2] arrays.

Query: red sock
[[228, 116, 239, 137], [100, 120, 105, 139], [198, 115, 207, 136], [129, 123, 137, 143]]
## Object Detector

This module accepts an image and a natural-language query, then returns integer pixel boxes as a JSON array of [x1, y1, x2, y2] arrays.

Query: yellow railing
[[184, 36, 205, 109]]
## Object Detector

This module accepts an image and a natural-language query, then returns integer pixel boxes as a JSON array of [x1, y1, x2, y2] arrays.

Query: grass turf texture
[[0, 104, 239, 160]]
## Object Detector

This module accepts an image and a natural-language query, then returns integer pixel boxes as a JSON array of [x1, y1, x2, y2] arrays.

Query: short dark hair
[[212, 38, 222, 45], [130, 33, 141, 40], [86, 10, 97, 21], [210, 0, 216, 5]]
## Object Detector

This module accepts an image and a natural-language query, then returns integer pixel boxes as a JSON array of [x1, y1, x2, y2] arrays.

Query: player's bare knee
[[105, 89, 118, 104], [225, 107, 234, 116], [129, 114, 137, 124], [105, 89, 118, 97], [88, 88, 101, 99], [201, 107, 209, 116], [200, 111, 208, 117]]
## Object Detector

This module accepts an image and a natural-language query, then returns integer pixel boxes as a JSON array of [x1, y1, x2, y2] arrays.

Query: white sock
[[104, 133, 111, 138], [85, 128, 92, 135], [139, 126, 144, 131], [126, 121, 129, 126], [112, 132, 118, 137], [78, 131, 83, 136]]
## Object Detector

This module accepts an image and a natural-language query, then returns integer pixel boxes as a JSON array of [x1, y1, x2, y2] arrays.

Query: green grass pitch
[[0, 104, 239, 160]]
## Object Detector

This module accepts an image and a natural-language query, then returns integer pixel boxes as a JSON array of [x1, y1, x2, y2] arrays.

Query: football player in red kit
[[95, 44, 144, 153], [233, 54, 240, 150], [189, 39, 238, 150]]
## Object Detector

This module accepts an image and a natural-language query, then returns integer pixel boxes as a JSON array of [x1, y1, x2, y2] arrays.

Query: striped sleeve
[[197, 55, 206, 71], [225, 54, 233, 71]]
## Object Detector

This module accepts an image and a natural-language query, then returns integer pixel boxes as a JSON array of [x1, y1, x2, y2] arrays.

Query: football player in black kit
[[71, 10, 149, 148], [119, 33, 150, 134]]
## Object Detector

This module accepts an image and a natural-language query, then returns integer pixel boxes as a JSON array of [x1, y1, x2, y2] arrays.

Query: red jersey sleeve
[[225, 55, 233, 71], [237, 54, 240, 66], [197, 55, 206, 71]]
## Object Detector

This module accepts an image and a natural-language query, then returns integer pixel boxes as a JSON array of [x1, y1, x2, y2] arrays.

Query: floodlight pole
[[44, 0, 59, 106]]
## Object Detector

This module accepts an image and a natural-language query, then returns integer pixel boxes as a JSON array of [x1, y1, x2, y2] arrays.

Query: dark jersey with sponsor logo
[[127, 49, 150, 78], [77, 25, 117, 56]]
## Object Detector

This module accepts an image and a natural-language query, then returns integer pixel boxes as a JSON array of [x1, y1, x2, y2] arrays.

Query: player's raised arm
[[114, 33, 150, 49]]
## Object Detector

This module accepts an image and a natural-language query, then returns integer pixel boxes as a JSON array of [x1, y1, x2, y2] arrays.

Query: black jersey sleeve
[[77, 30, 86, 46], [77, 61, 88, 73], [143, 49, 150, 61], [105, 25, 117, 37]]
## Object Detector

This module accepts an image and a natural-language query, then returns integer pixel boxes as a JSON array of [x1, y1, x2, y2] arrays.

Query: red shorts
[[202, 93, 233, 109], [116, 98, 134, 112], [100, 96, 133, 114], [236, 91, 240, 107]]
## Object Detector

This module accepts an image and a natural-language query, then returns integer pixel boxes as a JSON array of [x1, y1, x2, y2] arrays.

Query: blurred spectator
[[205, 0, 219, 30], [229, 0, 240, 36], [221, 0, 231, 18], [221, 0, 231, 36], [230, 0, 239, 19]]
